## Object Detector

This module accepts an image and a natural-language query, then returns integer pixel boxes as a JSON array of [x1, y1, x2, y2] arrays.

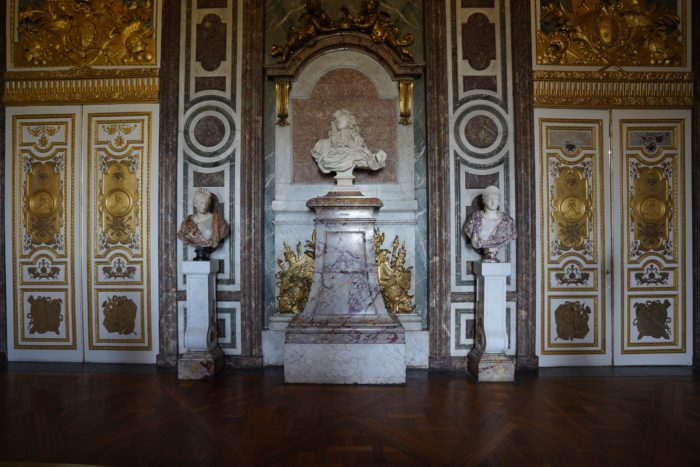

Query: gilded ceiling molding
[[536, 0, 687, 69], [533, 70, 693, 107]]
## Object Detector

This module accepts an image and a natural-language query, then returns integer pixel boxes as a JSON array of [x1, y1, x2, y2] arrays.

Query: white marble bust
[[463, 185, 516, 262], [311, 109, 386, 184], [178, 188, 230, 260]]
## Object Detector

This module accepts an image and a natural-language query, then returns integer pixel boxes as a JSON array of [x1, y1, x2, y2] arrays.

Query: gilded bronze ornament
[[398, 79, 413, 125], [270, 0, 414, 63], [633, 299, 671, 339], [551, 166, 592, 250], [102, 296, 138, 335], [374, 229, 414, 314], [27, 295, 63, 334], [554, 301, 591, 341], [24, 157, 63, 246], [14, 0, 157, 68], [99, 160, 139, 246], [631, 166, 671, 251], [276, 231, 317, 314], [275, 80, 291, 127], [537, 0, 684, 69]]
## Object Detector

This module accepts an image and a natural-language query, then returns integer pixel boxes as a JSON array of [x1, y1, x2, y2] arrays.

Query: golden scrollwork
[[551, 167, 592, 250], [537, 0, 684, 69], [631, 167, 671, 251], [276, 231, 317, 314], [99, 161, 139, 246], [270, 0, 414, 63], [14, 0, 157, 68], [374, 229, 414, 314], [24, 158, 63, 246], [102, 296, 137, 335]]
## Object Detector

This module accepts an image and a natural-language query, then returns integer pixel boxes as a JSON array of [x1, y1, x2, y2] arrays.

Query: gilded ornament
[[554, 301, 591, 341], [633, 299, 671, 339], [28, 257, 61, 280], [399, 79, 413, 125], [634, 263, 669, 286], [630, 166, 671, 251], [554, 263, 590, 286], [99, 160, 139, 246], [270, 0, 414, 63], [14, 0, 157, 68], [24, 158, 63, 246], [27, 295, 63, 334], [551, 167, 592, 250], [103, 257, 137, 280], [276, 231, 317, 314], [374, 229, 414, 314], [102, 296, 138, 335], [275, 80, 291, 127], [537, 0, 684, 69]]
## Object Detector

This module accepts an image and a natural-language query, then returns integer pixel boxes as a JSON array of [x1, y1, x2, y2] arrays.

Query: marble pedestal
[[468, 262, 515, 382], [284, 191, 406, 384], [178, 260, 224, 380]]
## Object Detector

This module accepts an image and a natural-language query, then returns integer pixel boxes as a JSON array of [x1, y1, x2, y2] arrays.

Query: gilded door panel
[[613, 111, 692, 365], [84, 107, 158, 362], [535, 110, 612, 366], [6, 109, 83, 361]]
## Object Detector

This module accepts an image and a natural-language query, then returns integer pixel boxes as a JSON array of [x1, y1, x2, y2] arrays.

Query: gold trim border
[[534, 71, 693, 108]]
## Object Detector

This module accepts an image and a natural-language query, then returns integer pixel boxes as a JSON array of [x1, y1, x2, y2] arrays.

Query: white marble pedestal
[[284, 191, 406, 384], [468, 262, 515, 382], [178, 260, 224, 380]]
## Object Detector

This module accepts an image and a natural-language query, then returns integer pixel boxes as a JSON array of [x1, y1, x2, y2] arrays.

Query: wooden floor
[[1, 364, 699, 467]]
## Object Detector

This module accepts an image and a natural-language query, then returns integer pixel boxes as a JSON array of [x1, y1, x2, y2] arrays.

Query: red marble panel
[[292, 68, 397, 184]]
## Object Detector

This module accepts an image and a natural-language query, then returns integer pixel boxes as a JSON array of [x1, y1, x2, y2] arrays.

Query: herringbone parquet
[[1, 365, 699, 466]]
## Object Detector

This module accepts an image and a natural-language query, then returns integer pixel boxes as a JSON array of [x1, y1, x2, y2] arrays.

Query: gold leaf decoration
[[537, 0, 684, 69], [15, 0, 156, 68], [633, 299, 671, 339], [374, 228, 414, 314], [100, 160, 139, 246], [551, 167, 592, 250], [631, 167, 671, 251], [102, 296, 137, 335], [27, 295, 63, 334], [554, 301, 591, 341], [24, 158, 63, 247], [276, 231, 317, 314]]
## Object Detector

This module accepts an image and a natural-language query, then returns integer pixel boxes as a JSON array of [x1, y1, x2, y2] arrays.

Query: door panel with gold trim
[[535, 109, 612, 366], [612, 110, 692, 365], [5, 108, 83, 362], [5, 105, 159, 363]]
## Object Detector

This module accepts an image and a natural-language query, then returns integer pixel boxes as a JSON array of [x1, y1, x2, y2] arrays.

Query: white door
[[535, 108, 693, 366], [5, 105, 159, 363]]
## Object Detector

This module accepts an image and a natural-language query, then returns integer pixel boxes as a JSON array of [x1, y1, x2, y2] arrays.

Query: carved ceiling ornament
[[537, 0, 684, 69], [14, 0, 157, 68], [270, 0, 415, 63]]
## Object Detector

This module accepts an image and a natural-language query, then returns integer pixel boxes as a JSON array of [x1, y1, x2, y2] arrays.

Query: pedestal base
[[468, 348, 515, 382], [178, 347, 224, 380], [285, 342, 405, 384]]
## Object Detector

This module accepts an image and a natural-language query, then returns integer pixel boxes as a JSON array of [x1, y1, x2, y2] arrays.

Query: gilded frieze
[[536, 0, 685, 68], [12, 0, 157, 68]]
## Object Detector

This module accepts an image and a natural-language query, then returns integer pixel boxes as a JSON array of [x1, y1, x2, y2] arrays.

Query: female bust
[[463, 185, 516, 262], [178, 188, 230, 260]]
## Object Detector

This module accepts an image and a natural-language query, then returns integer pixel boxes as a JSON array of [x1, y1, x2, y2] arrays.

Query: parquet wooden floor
[[1, 365, 699, 466]]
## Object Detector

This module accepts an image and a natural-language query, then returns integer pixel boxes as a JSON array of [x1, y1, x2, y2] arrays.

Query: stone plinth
[[262, 313, 294, 366], [178, 260, 224, 380], [468, 262, 515, 382], [284, 191, 406, 384]]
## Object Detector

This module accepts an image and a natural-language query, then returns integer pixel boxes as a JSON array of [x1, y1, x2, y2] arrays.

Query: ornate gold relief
[[99, 161, 139, 246], [275, 80, 291, 127], [554, 263, 590, 286], [276, 231, 316, 314], [399, 79, 413, 125], [270, 0, 414, 63], [551, 166, 592, 250], [27, 295, 63, 334], [633, 299, 671, 339], [23, 158, 63, 247], [537, 0, 684, 69], [554, 301, 591, 341], [374, 229, 414, 314], [102, 296, 137, 335], [14, 0, 157, 68], [630, 166, 671, 251]]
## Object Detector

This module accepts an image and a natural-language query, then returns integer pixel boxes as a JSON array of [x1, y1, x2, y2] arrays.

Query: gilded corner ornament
[[270, 0, 415, 63], [14, 0, 157, 68], [537, 0, 684, 69], [276, 231, 317, 314], [374, 229, 414, 314]]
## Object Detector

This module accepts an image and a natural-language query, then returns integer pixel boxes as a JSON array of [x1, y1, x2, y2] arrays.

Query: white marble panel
[[284, 343, 406, 384]]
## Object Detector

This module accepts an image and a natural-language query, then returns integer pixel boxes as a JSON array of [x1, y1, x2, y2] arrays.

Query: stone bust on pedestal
[[463, 185, 516, 262], [178, 188, 230, 260]]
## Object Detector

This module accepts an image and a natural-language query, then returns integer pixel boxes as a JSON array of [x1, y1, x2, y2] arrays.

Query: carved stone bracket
[[265, 32, 423, 126]]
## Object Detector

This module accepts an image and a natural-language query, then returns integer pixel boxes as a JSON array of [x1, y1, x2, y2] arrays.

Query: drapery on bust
[[311, 109, 386, 183], [463, 185, 516, 262], [178, 188, 230, 260]]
